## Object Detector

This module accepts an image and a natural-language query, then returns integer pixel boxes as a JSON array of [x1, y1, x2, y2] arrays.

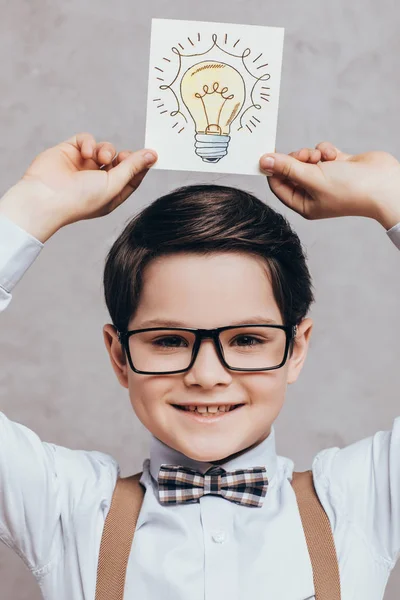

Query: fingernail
[[261, 156, 275, 175], [144, 152, 157, 165], [104, 151, 113, 161]]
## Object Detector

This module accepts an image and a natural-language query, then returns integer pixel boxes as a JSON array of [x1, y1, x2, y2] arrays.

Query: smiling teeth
[[184, 405, 233, 413]]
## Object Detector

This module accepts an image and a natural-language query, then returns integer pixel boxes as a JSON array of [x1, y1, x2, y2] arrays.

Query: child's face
[[104, 252, 312, 462]]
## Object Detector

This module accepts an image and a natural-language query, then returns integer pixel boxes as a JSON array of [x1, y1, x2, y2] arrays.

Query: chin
[[179, 440, 245, 464]]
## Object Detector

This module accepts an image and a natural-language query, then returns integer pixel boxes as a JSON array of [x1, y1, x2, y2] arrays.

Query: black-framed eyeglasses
[[117, 323, 298, 375]]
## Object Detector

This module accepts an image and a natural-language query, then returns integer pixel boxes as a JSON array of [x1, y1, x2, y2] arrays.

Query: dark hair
[[103, 185, 315, 336]]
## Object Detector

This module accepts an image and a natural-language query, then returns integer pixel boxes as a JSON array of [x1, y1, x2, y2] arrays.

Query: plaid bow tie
[[158, 464, 268, 508]]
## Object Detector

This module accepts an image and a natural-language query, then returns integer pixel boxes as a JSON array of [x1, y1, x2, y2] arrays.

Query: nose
[[183, 338, 232, 388]]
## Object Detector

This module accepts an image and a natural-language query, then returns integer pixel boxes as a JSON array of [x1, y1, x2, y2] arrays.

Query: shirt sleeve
[[0, 411, 119, 576], [312, 416, 400, 566], [0, 217, 120, 577], [0, 215, 44, 311]]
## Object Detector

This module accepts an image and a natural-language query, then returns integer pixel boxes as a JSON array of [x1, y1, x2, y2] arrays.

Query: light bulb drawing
[[147, 25, 281, 170], [180, 61, 245, 162]]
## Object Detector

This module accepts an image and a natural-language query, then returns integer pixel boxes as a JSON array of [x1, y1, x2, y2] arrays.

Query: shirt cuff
[[386, 222, 400, 250], [0, 214, 44, 293]]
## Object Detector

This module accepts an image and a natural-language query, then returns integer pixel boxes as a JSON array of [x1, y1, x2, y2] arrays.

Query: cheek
[[241, 369, 287, 400], [241, 371, 288, 424], [127, 374, 173, 418]]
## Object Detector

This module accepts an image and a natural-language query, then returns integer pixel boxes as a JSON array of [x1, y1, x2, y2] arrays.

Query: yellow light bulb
[[180, 60, 246, 163]]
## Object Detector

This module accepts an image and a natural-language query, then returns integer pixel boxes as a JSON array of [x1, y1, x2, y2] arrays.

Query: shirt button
[[212, 530, 226, 544]]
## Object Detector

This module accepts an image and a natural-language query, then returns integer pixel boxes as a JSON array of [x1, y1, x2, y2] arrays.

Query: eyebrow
[[136, 316, 280, 328]]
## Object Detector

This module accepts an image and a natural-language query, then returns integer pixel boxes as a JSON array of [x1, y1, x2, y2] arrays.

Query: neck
[[210, 429, 271, 465]]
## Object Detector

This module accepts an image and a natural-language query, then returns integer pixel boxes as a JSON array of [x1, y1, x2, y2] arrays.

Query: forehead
[[130, 252, 281, 328]]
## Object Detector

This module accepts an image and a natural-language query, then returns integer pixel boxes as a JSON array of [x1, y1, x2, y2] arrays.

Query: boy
[[0, 133, 400, 599]]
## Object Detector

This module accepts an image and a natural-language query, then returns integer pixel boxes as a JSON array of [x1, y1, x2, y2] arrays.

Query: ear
[[286, 318, 313, 385], [103, 324, 129, 389]]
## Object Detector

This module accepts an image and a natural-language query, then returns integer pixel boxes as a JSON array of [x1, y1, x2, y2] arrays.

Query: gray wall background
[[1, 0, 400, 597]]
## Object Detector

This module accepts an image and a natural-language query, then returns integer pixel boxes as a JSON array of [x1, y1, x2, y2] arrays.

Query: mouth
[[172, 403, 245, 420]]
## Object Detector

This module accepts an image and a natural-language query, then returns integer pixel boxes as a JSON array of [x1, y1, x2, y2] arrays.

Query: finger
[[93, 142, 117, 166], [309, 148, 322, 164], [298, 148, 314, 162], [112, 150, 132, 166], [260, 153, 325, 190], [107, 167, 151, 213], [267, 176, 310, 216], [66, 132, 97, 160], [287, 148, 307, 162], [102, 150, 134, 172], [291, 148, 322, 164], [315, 141, 338, 161], [315, 141, 353, 162], [106, 149, 157, 200], [289, 149, 306, 161], [103, 150, 152, 212]]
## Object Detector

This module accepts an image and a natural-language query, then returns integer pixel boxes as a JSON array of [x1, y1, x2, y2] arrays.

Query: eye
[[152, 336, 189, 348], [231, 335, 264, 347]]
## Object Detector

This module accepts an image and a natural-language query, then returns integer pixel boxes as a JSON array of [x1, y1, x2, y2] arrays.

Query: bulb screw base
[[195, 134, 231, 163]]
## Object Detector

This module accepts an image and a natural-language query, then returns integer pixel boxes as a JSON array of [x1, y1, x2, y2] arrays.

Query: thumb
[[260, 153, 324, 191], [106, 149, 157, 198]]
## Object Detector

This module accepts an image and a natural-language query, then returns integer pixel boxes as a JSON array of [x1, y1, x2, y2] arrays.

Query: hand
[[0, 133, 158, 242], [259, 143, 400, 230]]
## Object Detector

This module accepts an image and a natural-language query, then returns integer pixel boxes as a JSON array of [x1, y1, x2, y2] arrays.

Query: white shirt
[[1, 214, 400, 600]]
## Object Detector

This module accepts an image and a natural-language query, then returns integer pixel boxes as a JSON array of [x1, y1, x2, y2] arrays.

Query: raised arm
[[0, 133, 157, 575], [260, 142, 400, 232], [0, 133, 157, 311], [260, 142, 400, 564], [0, 215, 43, 311]]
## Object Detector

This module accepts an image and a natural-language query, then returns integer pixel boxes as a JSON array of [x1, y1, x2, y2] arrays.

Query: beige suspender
[[95, 469, 341, 600], [95, 473, 144, 600], [292, 471, 341, 599]]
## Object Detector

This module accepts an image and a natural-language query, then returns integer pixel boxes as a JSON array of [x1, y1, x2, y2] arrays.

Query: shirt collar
[[149, 425, 278, 484]]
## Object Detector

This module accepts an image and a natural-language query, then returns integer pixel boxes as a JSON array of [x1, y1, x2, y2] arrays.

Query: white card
[[145, 18, 284, 176]]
